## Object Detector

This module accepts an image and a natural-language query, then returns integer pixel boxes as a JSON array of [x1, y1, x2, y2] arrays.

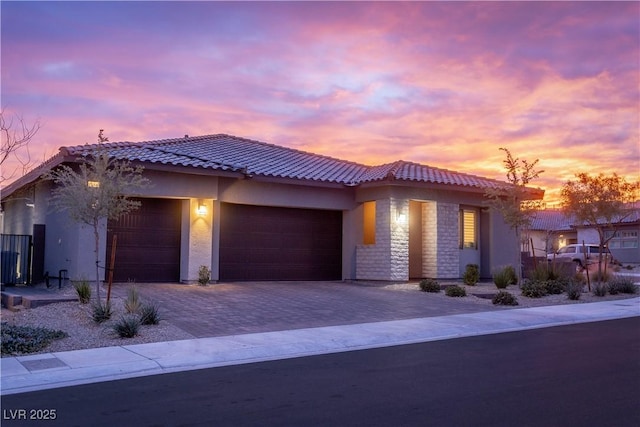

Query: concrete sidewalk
[[2, 297, 638, 396]]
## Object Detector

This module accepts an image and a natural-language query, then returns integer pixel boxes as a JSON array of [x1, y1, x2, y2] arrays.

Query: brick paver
[[110, 281, 501, 338]]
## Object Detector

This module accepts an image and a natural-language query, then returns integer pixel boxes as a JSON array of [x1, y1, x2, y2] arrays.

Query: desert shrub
[[463, 264, 479, 286], [92, 300, 112, 323], [73, 280, 91, 304], [1, 322, 68, 355], [590, 269, 612, 284], [545, 278, 569, 295], [198, 265, 211, 286], [124, 286, 141, 314], [520, 280, 548, 298], [566, 282, 583, 300], [139, 303, 161, 325], [608, 277, 638, 295], [492, 291, 519, 306], [493, 266, 516, 289], [113, 316, 141, 338], [445, 285, 467, 297], [593, 283, 608, 297], [419, 278, 440, 293]]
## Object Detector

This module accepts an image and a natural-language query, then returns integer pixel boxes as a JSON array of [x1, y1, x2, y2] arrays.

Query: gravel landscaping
[[2, 270, 638, 357]]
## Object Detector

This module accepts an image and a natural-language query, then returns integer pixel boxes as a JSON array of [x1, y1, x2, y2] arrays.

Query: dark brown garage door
[[107, 198, 181, 282], [219, 203, 342, 281]]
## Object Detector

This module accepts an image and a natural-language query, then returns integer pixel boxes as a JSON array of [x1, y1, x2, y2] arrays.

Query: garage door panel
[[219, 203, 342, 281], [107, 198, 181, 283]]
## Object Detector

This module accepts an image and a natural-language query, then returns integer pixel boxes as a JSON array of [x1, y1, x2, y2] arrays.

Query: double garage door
[[220, 203, 343, 281], [107, 199, 342, 282]]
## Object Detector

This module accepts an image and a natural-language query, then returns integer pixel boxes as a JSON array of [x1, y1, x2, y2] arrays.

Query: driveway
[[112, 281, 501, 338]]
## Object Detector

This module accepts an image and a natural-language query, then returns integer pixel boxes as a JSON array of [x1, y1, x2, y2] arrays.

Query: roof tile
[[63, 134, 523, 191]]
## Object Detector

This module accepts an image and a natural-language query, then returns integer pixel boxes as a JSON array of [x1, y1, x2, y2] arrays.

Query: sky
[[2, 1, 638, 203]]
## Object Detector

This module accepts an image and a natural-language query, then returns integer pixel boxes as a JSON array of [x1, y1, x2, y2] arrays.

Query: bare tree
[[43, 131, 150, 302], [0, 109, 41, 183], [485, 148, 544, 282], [561, 173, 640, 283]]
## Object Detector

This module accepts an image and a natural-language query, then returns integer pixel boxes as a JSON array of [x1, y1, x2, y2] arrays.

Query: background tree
[[43, 131, 149, 301], [485, 148, 544, 282], [1, 109, 41, 183], [560, 173, 640, 283]]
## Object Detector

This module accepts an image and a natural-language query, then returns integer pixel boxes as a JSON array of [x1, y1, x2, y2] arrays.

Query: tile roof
[[530, 207, 640, 231], [530, 210, 575, 231], [62, 134, 515, 191]]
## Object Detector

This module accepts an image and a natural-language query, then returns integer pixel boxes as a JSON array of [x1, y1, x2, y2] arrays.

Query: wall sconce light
[[197, 201, 208, 216], [396, 211, 407, 225], [26, 202, 35, 208]]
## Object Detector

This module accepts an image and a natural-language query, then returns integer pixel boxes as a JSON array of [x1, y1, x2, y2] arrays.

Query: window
[[605, 230, 639, 249], [459, 209, 477, 249], [363, 201, 376, 245]]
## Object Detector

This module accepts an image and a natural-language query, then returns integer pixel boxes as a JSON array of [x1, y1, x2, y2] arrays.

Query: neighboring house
[[528, 210, 577, 258], [1, 134, 543, 284], [529, 208, 640, 264]]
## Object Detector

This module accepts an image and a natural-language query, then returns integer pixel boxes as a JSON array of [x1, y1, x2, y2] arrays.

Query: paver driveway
[[111, 281, 501, 338]]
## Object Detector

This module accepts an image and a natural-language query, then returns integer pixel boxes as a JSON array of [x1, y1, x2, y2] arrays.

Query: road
[[2, 318, 639, 426]]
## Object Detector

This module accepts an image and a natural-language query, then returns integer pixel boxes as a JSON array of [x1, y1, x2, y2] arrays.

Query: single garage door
[[107, 198, 181, 282], [219, 203, 342, 281]]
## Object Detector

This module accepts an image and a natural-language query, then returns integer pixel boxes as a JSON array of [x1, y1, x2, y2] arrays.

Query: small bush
[[419, 279, 440, 293], [445, 285, 467, 297], [113, 316, 141, 338], [492, 291, 519, 306], [92, 300, 112, 323], [1, 322, 68, 355], [493, 266, 516, 289], [139, 303, 161, 325], [566, 282, 583, 300], [521, 280, 548, 298], [124, 286, 141, 314], [463, 264, 479, 286], [198, 265, 211, 286], [545, 278, 568, 295], [73, 280, 91, 304], [590, 269, 612, 284], [608, 277, 638, 295], [593, 283, 608, 297]]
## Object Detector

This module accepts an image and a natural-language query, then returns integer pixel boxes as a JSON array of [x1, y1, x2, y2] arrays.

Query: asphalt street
[[2, 317, 639, 427]]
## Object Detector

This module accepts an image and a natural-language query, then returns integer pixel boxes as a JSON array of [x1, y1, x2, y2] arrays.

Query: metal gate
[[1, 234, 32, 285]]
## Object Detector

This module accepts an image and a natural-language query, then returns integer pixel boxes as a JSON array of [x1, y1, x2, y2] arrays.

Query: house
[[529, 208, 640, 264], [1, 134, 543, 284]]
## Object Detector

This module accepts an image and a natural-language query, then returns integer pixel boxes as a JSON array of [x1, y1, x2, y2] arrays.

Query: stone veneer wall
[[356, 198, 410, 281], [422, 201, 437, 277], [356, 198, 460, 281], [436, 202, 460, 278]]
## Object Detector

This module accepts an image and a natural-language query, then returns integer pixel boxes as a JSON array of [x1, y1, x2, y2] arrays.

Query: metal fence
[[1, 234, 32, 285]]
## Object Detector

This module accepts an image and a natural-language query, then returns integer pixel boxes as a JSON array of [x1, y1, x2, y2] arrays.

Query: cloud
[[1, 1, 638, 201]]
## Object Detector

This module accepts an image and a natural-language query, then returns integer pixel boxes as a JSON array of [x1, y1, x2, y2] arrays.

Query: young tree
[[484, 148, 544, 281], [43, 131, 149, 301], [560, 173, 640, 283], [1, 109, 41, 183]]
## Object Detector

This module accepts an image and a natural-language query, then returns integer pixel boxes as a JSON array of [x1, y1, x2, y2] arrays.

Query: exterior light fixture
[[396, 211, 407, 225], [197, 201, 208, 216], [26, 202, 35, 208], [87, 180, 100, 188]]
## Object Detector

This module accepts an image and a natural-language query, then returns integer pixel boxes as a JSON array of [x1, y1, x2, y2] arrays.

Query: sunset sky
[[2, 1, 638, 202]]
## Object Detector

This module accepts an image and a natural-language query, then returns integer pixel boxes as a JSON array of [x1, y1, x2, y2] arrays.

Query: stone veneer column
[[422, 201, 437, 277], [436, 202, 460, 278], [389, 197, 409, 281], [180, 198, 213, 283]]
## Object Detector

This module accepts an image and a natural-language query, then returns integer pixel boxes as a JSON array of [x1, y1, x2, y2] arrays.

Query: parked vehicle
[[546, 244, 608, 267]]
